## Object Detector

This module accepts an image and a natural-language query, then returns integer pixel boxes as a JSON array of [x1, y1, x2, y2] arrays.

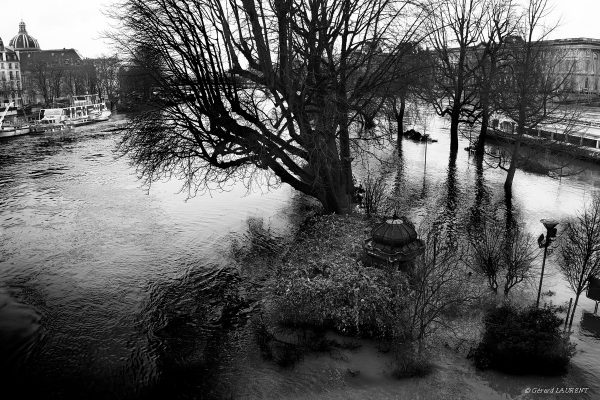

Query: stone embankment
[[485, 127, 600, 164]]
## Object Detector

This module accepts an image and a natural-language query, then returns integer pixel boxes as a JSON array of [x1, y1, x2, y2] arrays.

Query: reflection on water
[[1, 114, 600, 398], [0, 290, 42, 374]]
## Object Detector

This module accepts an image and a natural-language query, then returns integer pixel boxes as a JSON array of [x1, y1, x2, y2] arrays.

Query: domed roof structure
[[362, 214, 425, 271], [9, 21, 40, 51], [0, 36, 4, 51], [371, 215, 418, 247]]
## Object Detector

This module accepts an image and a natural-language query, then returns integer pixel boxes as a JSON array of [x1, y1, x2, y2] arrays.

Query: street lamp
[[536, 219, 559, 308]]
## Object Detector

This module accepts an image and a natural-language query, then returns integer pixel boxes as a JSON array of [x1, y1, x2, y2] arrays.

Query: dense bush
[[264, 260, 409, 338], [469, 305, 576, 375], [254, 214, 412, 339]]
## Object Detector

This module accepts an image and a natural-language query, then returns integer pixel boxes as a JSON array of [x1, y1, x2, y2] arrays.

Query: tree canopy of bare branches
[[110, 0, 425, 213], [494, 0, 577, 193], [422, 0, 493, 154], [558, 194, 600, 328], [467, 219, 538, 296]]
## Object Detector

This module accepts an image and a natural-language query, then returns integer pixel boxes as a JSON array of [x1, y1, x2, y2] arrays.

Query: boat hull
[[0, 126, 31, 138], [31, 124, 72, 134]]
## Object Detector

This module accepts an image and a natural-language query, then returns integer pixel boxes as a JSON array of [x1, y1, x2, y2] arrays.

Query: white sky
[[1, 0, 115, 58], [546, 0, 600, 39], [1, 0, 600, 59]]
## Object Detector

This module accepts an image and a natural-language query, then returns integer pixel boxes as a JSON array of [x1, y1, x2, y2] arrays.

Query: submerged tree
[[494, 0, 577, 194], [472, 0, 518, 156], [111, 0, 425, 213], [467, 218, 538, 296], [422, 0, 489, 154], [558, 194, 600, 329], [382, 44, 433, 145]]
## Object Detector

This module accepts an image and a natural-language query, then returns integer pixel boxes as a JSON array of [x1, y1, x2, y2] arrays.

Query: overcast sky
[[1, 0, 600, 59], [1, 0, 115, 58]]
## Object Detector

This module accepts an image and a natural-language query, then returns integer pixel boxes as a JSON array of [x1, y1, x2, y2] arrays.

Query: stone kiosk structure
[[362, 215, 425, 271]]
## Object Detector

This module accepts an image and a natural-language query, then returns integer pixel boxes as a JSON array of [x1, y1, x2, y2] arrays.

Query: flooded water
[[0, 113, 599, 399]]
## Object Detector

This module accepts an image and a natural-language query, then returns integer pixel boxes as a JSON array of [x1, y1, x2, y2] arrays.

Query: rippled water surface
[[1, 113, 600, 399], [0, 119, 293, 398]]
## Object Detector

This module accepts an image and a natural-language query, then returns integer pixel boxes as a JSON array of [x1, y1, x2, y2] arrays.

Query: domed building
[[9, 21, 40, 52], [4, 21, 94, 107]]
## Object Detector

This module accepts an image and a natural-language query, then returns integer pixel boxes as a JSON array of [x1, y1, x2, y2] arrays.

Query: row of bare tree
[[110, 0, 580, 213], [466, 194, 600, 329], [18, 56, 121, 107]]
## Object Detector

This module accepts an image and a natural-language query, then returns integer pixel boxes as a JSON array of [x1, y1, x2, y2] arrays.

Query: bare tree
[[467, 219, 538, 296], [117, 44, 162, 107], [502, 224, 539, 295], [422, 0, 489, 154], [558, 194, 600, 328], [403, 226, 478, 354], [30, 62, 51, 106], [494, 0, 577, 194], [383, 44, 433, 145], [110, 0, 424, 214], [473, 0, 518, 156], [94, 55, 121, 103]]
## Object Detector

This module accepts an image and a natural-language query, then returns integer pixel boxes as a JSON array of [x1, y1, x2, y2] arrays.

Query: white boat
[[35, 94, 112, 132], [0, 125, 31, 138], [30, 121, 72, 134], [31, 108, 72, 133], [70, 94, 111, 123], [0, 102, 30, 138]]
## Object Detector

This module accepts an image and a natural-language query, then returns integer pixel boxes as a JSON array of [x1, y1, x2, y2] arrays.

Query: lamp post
[[536, 219, 559, 308]]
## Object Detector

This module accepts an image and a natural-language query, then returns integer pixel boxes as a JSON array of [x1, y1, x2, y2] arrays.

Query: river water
[[0, 114, 599, 399]]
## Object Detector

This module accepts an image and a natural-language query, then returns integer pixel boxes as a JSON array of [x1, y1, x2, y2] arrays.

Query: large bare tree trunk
[[313, 135, 351, 214], [450, 104, 461, 154], [396, 97, 406, 145], [504, 136, 520, 193], [477, 97, 489, 156]]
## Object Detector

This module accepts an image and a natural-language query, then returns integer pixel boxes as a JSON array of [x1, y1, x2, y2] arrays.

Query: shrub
[[469, 305, 576, 375], [361, 172, 387, 217], [264, 260, 409, 338], [392, 343, 433, 378]]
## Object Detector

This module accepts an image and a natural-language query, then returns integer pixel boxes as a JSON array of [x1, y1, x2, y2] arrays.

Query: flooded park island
[[2, 0, 600, 399]]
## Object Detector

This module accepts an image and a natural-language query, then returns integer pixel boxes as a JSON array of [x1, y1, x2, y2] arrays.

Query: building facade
[[0, 36, 23, 109], [541, 38, 600, 94], [3, 21, 96, 107]]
